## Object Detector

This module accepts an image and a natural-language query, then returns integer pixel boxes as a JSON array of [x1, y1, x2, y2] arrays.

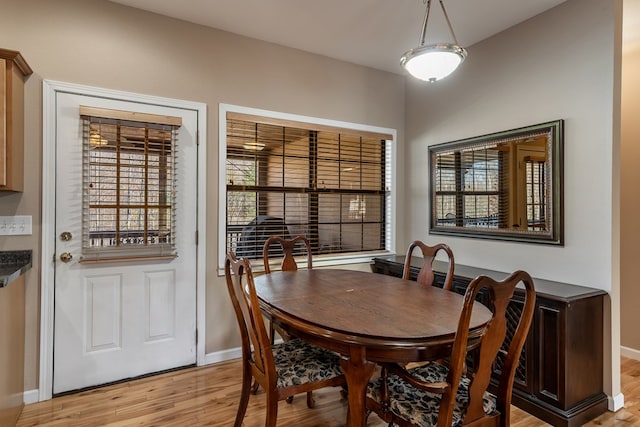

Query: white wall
[[404, 0, 621, 405]]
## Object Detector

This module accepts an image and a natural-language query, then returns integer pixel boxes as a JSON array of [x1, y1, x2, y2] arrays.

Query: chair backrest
[[224, 252, 275, 388], [441, 270, 536, 427], [263, 235, 313, 274], [403, 240, 455, 290]]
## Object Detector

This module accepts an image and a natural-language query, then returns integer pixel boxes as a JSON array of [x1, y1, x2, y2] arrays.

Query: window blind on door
[[80, 106, 181, 261]]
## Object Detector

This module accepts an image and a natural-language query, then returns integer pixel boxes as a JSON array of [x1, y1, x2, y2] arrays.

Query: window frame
[[218, 103, 397, 273]]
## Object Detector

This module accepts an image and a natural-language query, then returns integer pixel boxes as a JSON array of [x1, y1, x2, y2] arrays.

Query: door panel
[[145, 270, 176, 341], [53, 92, 197, 394], [85, 274, 122, 352]]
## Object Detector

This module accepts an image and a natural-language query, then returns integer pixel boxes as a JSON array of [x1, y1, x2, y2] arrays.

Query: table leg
[[340, 346, 376, 427]]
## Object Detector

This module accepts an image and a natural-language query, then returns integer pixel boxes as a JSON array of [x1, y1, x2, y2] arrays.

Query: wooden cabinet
[[0, 251, 31, 426], [0, 49, 32, 192], [371, 256, 609, 427], [0, 274, 25, 426]]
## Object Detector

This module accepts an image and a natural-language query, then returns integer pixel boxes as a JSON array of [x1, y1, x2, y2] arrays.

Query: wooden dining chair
[[261, 235, 316, 403], [263, 235, 313, 343], [263, 234, 313, 274], [224, 252, 346, 427], [403, 240, 455, 291], [366, 270, 536, 427]]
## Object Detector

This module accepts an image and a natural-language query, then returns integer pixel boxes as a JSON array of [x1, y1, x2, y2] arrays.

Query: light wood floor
[[16, 357, 640, 426]]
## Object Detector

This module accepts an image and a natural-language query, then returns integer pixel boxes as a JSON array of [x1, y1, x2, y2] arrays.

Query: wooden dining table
[[253, 268, 493, 427]]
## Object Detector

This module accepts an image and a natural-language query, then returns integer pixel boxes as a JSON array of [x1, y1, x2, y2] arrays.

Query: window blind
[[525, 158, 546, 229], [225, 115, 390, 260], [80, 106, 181, 261], [433, 144, 509, 229]]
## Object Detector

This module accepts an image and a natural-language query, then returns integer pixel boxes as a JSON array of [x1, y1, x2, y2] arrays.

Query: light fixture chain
[[419, 0, 432, 46], [439, 0, 461, 46]]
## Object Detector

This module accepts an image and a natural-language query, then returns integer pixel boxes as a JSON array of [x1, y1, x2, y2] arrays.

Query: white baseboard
[[608, 392, 625, 411], [621, 346, 640, 361], [203, 346, 242, 365], [202, 339, 286, 366], [23, 388, 40, 404], [611, 345, 634, 411]]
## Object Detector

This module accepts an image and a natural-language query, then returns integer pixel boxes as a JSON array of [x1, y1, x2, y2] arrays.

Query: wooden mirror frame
[[429, 120, 564, 245]]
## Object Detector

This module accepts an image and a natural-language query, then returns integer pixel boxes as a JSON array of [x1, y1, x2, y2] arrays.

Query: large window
[[221, 106, 394, 267]]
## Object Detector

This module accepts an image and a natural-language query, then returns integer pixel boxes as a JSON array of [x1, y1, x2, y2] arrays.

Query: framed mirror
[[429, 120, 563, 245]]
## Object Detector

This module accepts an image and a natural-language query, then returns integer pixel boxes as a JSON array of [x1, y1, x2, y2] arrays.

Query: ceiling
[[108, 0, 570, 75]]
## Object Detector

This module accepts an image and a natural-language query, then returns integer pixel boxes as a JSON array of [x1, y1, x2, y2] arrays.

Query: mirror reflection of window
[[526, 159, 546, 229], [434, 145, 507, 229]]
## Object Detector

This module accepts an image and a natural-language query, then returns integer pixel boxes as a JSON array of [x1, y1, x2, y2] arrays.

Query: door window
[[80, 106, 181, 260]]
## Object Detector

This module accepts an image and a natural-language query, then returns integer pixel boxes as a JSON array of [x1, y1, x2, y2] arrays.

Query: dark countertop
[[0, 250, 32, 288]]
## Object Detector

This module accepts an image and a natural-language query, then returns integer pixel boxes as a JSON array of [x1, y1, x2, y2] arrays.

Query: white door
[[53, 92, 198, 394]]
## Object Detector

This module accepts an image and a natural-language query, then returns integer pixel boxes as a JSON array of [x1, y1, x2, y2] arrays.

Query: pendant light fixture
[[401, 0, 467, 82]]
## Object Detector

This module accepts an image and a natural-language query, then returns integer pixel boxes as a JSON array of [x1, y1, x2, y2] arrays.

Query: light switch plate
[[0, 215, 33, 235]]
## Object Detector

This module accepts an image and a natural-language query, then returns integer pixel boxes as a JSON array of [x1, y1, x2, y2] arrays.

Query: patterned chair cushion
[[367, 362, 497, 426], [272, 338, 343, 388]]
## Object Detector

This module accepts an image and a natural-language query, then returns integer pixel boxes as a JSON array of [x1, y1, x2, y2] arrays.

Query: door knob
[[60, 252, 73, 263]]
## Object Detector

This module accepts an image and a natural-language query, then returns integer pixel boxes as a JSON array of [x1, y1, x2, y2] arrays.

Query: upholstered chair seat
[[273, 338, 344, 388], [367, 362, 497, 427]]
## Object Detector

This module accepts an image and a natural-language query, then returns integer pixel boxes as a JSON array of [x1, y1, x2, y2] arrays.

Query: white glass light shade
[[401, 43, 467, 82]]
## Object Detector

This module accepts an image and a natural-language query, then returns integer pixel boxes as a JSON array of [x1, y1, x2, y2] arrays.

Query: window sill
[[217, 250, 393, 276]]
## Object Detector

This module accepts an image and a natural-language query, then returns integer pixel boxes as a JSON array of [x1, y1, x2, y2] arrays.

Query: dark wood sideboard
[[371, 256, 608, 427]]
